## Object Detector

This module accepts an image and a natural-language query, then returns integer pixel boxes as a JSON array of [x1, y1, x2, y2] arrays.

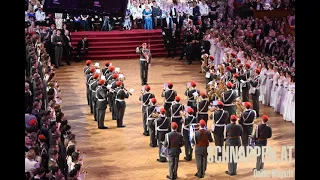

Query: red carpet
[[71, 29, 169, 60]]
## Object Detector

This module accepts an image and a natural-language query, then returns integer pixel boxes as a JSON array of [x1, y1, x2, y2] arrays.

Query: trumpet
[[234, 98, 246, 118], [151, 111, 160, 118], [180, 110, 187, 118], [123, 87, 132, 96]]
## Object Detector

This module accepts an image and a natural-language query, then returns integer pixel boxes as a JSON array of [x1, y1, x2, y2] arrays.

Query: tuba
[[201, 53, 209, 73], [151, 112, 160, 118], [234, 98, 246, 118]]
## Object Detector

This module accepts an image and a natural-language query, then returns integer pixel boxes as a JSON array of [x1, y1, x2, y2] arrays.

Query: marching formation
[[84, 60, 132, 129], [139, 77, 271, 179]]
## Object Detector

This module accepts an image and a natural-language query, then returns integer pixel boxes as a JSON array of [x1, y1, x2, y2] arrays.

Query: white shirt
[[25, 158, 39, 176], [35, 11, 46, 21], [131, 7, 143, 20], [199, 2, 209, 16], [166, 17, 170, 28], [81, 15, 88, 21], [187, 6, 193, 16], [171, 8, 176, 17]]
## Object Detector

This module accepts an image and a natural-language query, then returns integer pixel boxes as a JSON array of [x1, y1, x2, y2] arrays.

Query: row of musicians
[[84, 61, 130, 129]]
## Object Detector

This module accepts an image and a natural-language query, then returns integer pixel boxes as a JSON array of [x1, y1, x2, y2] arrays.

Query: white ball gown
[[263, 70, 274, 106], [283, 82, 295, 122], [259, 67, 267, 102], [274, 76, 285, 112], [280, 78, 290, 115], [270, 72, 279, 108]]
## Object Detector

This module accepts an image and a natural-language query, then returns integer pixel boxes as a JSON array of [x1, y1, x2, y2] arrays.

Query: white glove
[[240, 80, 245, 83]]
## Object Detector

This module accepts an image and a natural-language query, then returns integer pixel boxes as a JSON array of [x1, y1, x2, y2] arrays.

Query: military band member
[[161, 82, 177, 117], [101, 61, 110, 76], [136, 43, 152, 85], [253, 115, 272, 171], [192, 120, 213, 178], [147, 98, 158, 147], [249, 68, 261, 116], [239, 102, 256, 155], [225, 115, 243, 176], [182, 107, 198, 161], [240, 63, 251, 102], [107, 73, 120, 120], [196, 92, 209, 125], [114, 81, 129, 128], [212, 101, 229, 159], [83, 60, 92, 75], [163, 122, 184, 180], [105, 66, 115, 83], [86, 67, 96, 110], [232, 74, 240, 97], [221, 82, 238, 124], [139, 85, 155, 136], [170, 96, 184, 133], [89, 73, 99, 121], [184, 81, 200, 115], [225, 66, 233, 82], [95, 79, 108, 129], [155, 108, 170, 162]]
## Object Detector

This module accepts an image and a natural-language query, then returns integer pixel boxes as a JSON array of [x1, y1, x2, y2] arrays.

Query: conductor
[[136, 43, 152, 85]]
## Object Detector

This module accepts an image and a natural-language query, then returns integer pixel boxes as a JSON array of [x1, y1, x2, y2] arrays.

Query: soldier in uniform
[[192, 120, 213, 178], [89, 73, 100, 121], [225, 66, 233, 83], [155, 108, 170, 162], [136, 43, 152, 85], [107, 73, 119, 120], [139, 85, 155, 136], [249, 68, 261, 116], [184, 81, 200, 115], [239, 102, 256, 155], [146, 98, 158, 147], [225, 115, 243, 176], [196, 92, 209, 124], [95, 79, 108, 129], [232, 73, 240, 97], [253, 115, 272, 171], [114, 81, 130, 128], [161, 82, 177, 117], [182, 107, 198, 161], [170, 96, 184, 133], [221, 82, 238, 124], [105, 66, 115, 83], [86, 67, 96, 112], [83, 60, 92, 76], [101, 61, 110, 76], [211, 101, 229, 158], [240, 63, 251, 102], [163, 122, 184, 180]]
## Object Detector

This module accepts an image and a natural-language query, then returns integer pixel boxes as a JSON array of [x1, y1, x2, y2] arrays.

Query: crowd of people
[[25, 23, 87, 180]]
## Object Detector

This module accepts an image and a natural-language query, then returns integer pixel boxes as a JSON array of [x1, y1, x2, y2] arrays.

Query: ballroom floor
[[56, 57, 295, 180]]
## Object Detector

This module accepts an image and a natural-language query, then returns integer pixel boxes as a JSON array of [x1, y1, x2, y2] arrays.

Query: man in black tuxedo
[[169, 5, 178, 24], [76, 36, 89, 62], [62, 30, 72, 65], [175, 12, 184, 31]]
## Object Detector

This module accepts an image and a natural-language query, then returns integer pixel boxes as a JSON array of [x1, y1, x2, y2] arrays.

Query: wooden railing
[[253, 9, 293, 19]]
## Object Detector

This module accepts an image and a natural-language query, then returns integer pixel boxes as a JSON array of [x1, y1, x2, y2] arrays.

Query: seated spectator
[[131, 2, 143, 29], [152, 1, 162, 29], [35, 6, 46, 26], [76, 36, 89, 62], [142, 5, 153, 29]]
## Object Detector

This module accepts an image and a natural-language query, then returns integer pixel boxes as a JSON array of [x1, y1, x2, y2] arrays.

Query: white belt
[[165, 101, 173, 103], [147, 118, 155, 120], [183, 127, 190, 130], [92, 90, 97, 93], [142, 104, 148, 106], [115, 99, 125, 101], [172, 116, 182, 118], [197, 112, 208, 114], [215, 124, 225, 127], [156, 128, 169, 131], [140, 59, 147, 61], [243, 122, 254, 125], [97, 99, 106, 101], [224, 103, 235, 106], [188, 99, 195, 102]]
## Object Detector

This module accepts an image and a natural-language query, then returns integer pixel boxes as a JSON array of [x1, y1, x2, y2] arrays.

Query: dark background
[[43, 0, 128, 16]]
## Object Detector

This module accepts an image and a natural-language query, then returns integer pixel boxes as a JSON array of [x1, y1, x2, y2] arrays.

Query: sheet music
[[129, 88, 135, 93], [156, 106, 161, 112], [115, 67, 120, 72], [187, 82, 191, 87], [95, 69, 101, 74], [118, 74, 124, 78], [212, 100, 218, 106], [101, 75, 105, 80], [94, 62, 99, 67], [163, 83, 168, 89], [192, 92, 199, 97]]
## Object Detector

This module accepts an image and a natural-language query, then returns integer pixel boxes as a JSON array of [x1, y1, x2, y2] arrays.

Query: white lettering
[[214, 146, 222, 163], [287, 146, 294, 162], [207, 146, 214, 163], [280, 146, 288, 162], [222, 146, 229, 163], [229, 146, 238, 163], [238, 146, 247, 162]]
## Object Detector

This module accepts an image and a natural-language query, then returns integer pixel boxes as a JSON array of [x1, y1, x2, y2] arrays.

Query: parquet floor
[[56, 58, 295, 180]]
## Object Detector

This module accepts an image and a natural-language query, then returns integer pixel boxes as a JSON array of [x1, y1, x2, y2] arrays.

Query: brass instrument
[[151, 111, 160, 118], [234, 98, 246, 118], [201, 53, 209, 73], [218, 64, 225, 75], [123, 87, 132, 96], [118, 72, 126, 81], [180, 110, 187, 118]]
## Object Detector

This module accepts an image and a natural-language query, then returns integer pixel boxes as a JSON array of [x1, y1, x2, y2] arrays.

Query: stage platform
[[71, 29, 170, 60], [56, 57, 295, 180]]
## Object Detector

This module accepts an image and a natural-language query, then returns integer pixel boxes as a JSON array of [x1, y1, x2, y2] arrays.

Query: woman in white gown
[[208, 33, 216, 58], [274, 70, 286, 112], [270, 66, 280, 108], [259, 63, 267, 102], [214, 38, 221, 68], [280, 72, 291, 115], [283, 75, 295, 123], [263, 63, 275, 106]]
